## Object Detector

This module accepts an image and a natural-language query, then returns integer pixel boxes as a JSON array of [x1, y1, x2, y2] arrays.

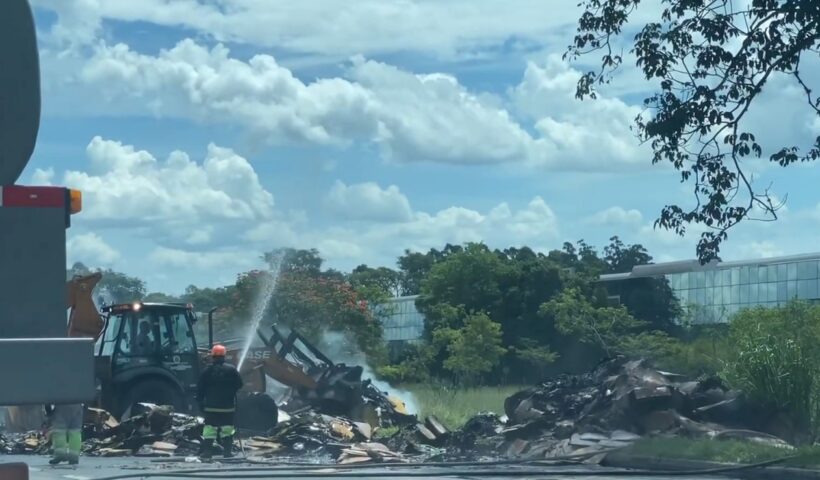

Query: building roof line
[[599, 251, 820, 281]]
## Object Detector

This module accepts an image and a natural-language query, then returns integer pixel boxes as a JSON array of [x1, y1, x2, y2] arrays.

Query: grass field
[[403, 384, 524, 430]]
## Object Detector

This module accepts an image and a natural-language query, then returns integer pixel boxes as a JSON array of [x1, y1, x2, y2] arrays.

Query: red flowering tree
[[226, 269, 386, 360]]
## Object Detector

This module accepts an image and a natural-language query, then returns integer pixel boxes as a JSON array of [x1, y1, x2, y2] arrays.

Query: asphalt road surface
[[2, 455, 747, 480]]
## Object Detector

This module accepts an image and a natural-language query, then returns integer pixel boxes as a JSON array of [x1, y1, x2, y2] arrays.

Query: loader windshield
[[107, 310, 156, 357], [159, 310, 196, 353], [97, 314, 122, 357], [102, 306, 196, 359]]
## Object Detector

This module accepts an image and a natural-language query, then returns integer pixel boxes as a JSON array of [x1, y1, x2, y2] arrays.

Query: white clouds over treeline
[[71, 40, 644, 171]]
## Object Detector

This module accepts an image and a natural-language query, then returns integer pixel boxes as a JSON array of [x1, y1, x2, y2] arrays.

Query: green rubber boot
[[67, 430, 82, 465], [49, 430, 68, 465]]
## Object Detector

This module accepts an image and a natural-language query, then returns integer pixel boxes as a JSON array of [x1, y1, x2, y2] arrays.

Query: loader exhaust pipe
[[208, 307, 219, 348]]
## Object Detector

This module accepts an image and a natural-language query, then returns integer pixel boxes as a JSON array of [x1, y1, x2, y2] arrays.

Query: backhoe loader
[[65, 276, 411, 431]]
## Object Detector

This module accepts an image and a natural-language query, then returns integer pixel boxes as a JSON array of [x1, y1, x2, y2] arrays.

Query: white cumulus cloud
[[326, 181, 412, 222], [31, 168, 55, 186], [148, 246, 258, 270], [67, 232, 120, 265], [301, 195, 560, 265], [31, 0, 584, 57], [510, 56, 646, 168], [71, 40, 645, 171], [47, 137, 275, 248], [735, 241, 785, 259], [589, 206, 643, 226]]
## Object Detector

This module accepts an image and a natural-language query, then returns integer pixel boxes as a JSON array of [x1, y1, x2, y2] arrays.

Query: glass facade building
[[600, 253, 820, 324], [374, 295, 425, 342]]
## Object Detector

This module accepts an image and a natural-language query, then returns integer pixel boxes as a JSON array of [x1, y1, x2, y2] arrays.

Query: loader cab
[[96, 302, 200, 417]]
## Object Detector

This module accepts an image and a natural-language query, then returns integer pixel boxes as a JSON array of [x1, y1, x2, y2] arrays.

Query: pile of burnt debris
[[381, 356, 795, 462], [0, 357, 796, 464], [0, 404, 204, 458], [439, 357, 791, 460], [0, 382, 419, 463]]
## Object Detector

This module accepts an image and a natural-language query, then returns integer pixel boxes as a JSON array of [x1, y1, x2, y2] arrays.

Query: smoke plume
[[318, 331, 420, 415]]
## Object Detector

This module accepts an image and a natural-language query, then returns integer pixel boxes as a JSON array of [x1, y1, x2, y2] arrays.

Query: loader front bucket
[[300, 364, 365, 416]]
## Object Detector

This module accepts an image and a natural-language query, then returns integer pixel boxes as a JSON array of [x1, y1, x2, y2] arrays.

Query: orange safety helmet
[[211, 344, 227, 357]]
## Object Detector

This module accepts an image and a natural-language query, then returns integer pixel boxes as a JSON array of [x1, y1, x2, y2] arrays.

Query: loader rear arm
[[66, 272, 103, 339]]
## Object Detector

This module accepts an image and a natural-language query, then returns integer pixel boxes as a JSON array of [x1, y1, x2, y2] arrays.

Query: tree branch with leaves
[[566, 0, 820, 261]]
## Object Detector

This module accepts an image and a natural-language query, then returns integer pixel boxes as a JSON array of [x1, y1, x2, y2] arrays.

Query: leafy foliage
[[77, 237, 687, 386], [438, 312, 507, 384], [414, 243, 564, 380], [723, 301, 820, 442], [511, 338, 559, 378], [376, 343, 435, 383], [181, 285, 236, 312], [229, 252, 386, 360], [541, 285, 690, 372], [348, 265, 403, 298], [402, 238, 679, 382], [567, 0, 820, 261], [265, 248, 324, 277], [599, 237, 681, 330], [542, 287, 648, 356], [397, 245, 465, 295], [68, 262, 146, 305]]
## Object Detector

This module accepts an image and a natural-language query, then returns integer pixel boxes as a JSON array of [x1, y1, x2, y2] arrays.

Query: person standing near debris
[[45, 403, 83, 465], [197, 344, 243, 458]]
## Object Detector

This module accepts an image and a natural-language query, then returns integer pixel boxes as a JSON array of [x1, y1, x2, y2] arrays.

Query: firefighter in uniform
[[46, 403, 84, 465], [197, 344, 243, 458]]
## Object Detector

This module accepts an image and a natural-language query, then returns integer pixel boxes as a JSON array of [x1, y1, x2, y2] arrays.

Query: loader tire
[[235, 393, 279, 433], [118, 379, 184, 420]]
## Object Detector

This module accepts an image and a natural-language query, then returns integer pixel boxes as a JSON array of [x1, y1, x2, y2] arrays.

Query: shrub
[[440, 312, 507, 385], [723, 301, 820, 442]]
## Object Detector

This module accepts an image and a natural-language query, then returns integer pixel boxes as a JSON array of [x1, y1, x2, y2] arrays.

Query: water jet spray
[[237, 253, 285, 371]]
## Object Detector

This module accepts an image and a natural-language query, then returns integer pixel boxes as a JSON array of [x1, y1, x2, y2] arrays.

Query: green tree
[[349, 265, 402, 297], [603, 236, 651, 272], [230, 268, 386, 361], [511, 338, 558, 379], [542, 288, 686, 370], [376, 343, 435, 383], [419, 243, 565, 340], [601, 237, 681, 331], [265, 248, 323, 277], [419, 243, 509, 331], [397, 245, 470, 295], [397, 250, 436, 295], [143, 292, 181, 303], [415, 243, 564, 382], [67, 263, 147, 305], [567, 0, 820, 261], [97, 269, 146, 304], [542, 287, 647, 357], [439, 312, 506, 384], [181, 285, 236, 312], [547, 240, 607, 277]]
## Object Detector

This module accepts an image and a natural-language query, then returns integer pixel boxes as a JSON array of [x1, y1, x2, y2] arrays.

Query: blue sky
[[23, 0, 820, 294]]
